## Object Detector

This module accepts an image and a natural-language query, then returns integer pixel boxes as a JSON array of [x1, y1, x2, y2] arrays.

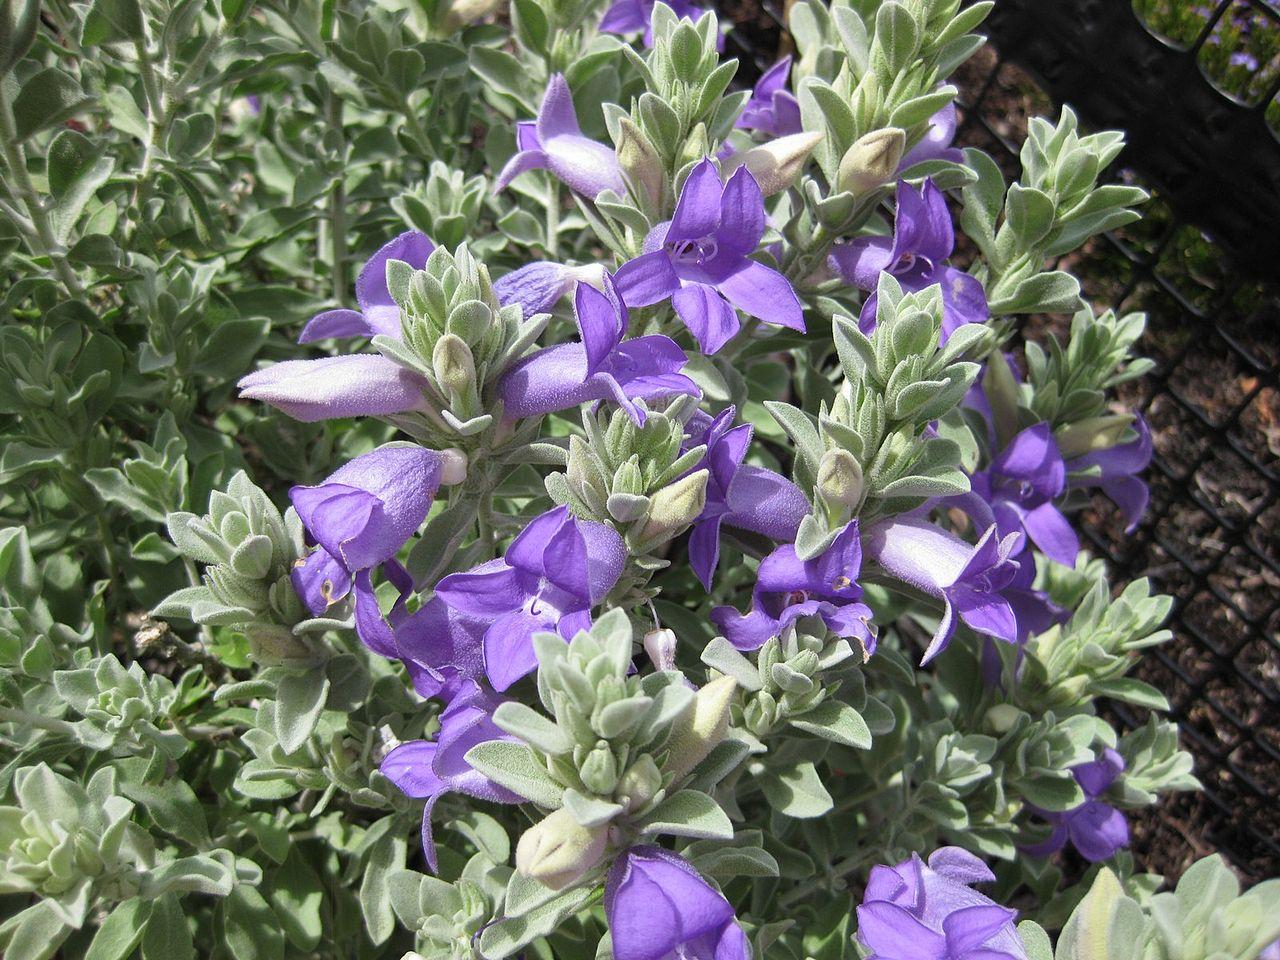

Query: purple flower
[[829, 179, 987, 340], [287, 446, 444, 655], [683, 407, 809, 590], [605, 846, 749, 960], [599, 0, 720, 49], [970, 423, 1079, 568], [498, 273, 700, 427], [298, 230, 436, 343], [1066, 416, 1152, 533], [1022, 748, 1129, 863], [238, 355, 430, 423], [493, 261, 605, 319], [711, 521, 875, 653], [857, 847, 1027, 960], [434, 506, 626, 691], [898, 101, 964, 171], [864, 517, 1022, 664], [736, 57, 801, 137], [614, 159, 805, 355], [495, 74, 625, 200], [381, 681, 524, 871], [392, 596, 487, 702], [1261, 941, 1280, 960]]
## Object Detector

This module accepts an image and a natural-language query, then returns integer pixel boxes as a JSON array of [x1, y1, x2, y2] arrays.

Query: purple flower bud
[[605, 846, 749, 960], [712, 521, 875, 653], [493, 260, 606, 319], [381, 681, 524, 871], [237, 354, 430, 423], [856, 847, 1027, 960], [298, 230, 436, 343], [495, 74, 625, 199], [614, 159, 805, 355], [1022, 748, 1130, 863], [434, 506, 626, 690], [498, 273, 700, 427], [898, 101, 964, 171], [1066, 416, 1152, 533]]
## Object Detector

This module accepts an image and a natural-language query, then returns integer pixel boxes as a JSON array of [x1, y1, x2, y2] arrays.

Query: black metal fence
[[722, 0, 1280, 882]]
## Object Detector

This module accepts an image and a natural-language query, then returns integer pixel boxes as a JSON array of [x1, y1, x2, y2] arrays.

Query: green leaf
[[267, 848, 325, 952], [223, 886, 285, 960], [789, 700, 872, 749], [758, 762, 833, 818], [119, 779, 212, 848], [142, 894, 195, 960], [464, 741, 564, 808], [638, 789, 733, 840], [12, 68, 92, 141], [1088, 677, 1169, 711], [195, 318, 270, 380], [273, 666, 330, 754], [359, 829, 407, 947], [2, 901, 72, 960], [1019, 774, 1085, 813], [84, 898, 153, 960]]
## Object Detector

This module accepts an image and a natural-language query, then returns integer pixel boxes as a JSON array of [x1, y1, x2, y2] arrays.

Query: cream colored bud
[[724, 131, 824, 196], [817, 448, 864, 509], [985, 703, 1022, 734], [432, 334, 476, 401], [661, 674, 737, 782], [1055, 414, 1134, 460], [515, 808, 609, 889], [617, 117, 666, 213], [643, 627, 678, 671], [438, 448, 468, 486], [836, 127, 906, 196], [443, 0, 503, 29], [635, 470, 708, 545]]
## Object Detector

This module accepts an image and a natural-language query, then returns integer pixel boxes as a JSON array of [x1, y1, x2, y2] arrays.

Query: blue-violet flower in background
[[712, 521, 875, 654], [736, 57, 801, 137], [1022, 748, 1130, 863]]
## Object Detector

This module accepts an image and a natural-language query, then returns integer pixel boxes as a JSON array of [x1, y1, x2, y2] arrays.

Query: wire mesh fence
[[720, 0, 1280, 882]]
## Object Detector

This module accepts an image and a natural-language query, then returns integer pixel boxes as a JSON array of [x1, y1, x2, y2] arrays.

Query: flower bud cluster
[[53, 655, 186, 758], [490, 611, 735, 888], [394, 161, 488, 251], [548, 403, 709, 556], [155, 472, 309, 661], [379, 244, 547, 440]]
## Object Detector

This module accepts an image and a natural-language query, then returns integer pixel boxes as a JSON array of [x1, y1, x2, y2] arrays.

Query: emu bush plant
[[0, 0, 1276, 957]]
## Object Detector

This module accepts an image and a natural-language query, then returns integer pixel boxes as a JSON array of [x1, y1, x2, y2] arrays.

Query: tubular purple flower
[[613, 159, 805, 355], [492, 261, 606, 319], [434, 506, 626, 691], [380, 681, 524, 872], [970, 423, 1080, 568], [1022, 748, 1129, 863], [864, 517, 1022, 664], [605, 846, 749, 960], [683, 407, 809, 589], [898, 101, 964, 171], [736, 57, 802, 137], [857, 847, 1027, 960], [829, 178, 987, 340], [495, 75, 625, 199], [711, 521, 875, 653], [298, 230, 436, 343], [1066, 416, 1152, 533], [237, 354, 430, 423], [498, 274, 700, 427]]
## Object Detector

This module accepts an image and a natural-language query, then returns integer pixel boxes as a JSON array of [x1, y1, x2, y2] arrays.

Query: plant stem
[[327, 92, 349, 305], [545, 179, 560, 257], [0, 707, 79, 738], [0, 89, 86, 297]]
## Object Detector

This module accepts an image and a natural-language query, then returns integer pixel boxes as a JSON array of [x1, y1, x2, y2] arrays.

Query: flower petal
[[613, 250, 682, 308], [537, 74, 583, 141], [668, 159, 724, 243], [673, 282, 740, 354], [717, 261, 805, 331], [716, 166, 766, 257], [357, 230, 435, 312], [298, 308, 373, 344], [238, 355, 429, 422]]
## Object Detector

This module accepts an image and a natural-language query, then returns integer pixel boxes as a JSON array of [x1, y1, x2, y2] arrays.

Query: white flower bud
[[661, 675, 737, 782], [836, 127, 906, 196], [515, 808, 609, 889], [723, 131, 824, 196]]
